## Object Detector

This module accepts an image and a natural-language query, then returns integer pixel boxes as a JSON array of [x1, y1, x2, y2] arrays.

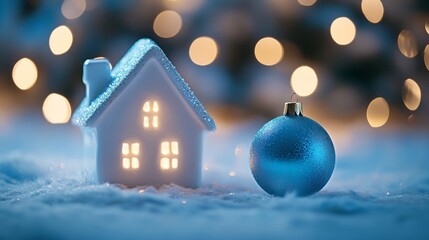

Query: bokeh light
[[361, 0, 384, 24], [298, 0, 317, 7], [330, 17, 356, 45], [366, 97, 389, 128], [162, 0, 204, 13], [153, 10, 182, 38], [61, 0, 86, 20], [49, 25, 73, 55], [12, 58, 38, 90], [397, 30, 418, 58], [402, 78, 421, 111], [425, 19, 429, 35], [254, 37, 284, 66], [42, 93, 72, 124], [424, 45, 429, 71], [189, 37, 218, 66], [290, 66, 318, 97]]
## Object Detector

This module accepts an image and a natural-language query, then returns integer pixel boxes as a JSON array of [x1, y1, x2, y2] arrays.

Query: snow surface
[[1, 113, 429, 239]]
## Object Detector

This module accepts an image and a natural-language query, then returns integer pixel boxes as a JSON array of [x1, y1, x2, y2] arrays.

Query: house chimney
[[83, 59, 112, 104]]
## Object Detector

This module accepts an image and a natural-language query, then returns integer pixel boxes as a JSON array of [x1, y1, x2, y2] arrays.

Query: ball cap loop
[[284, 92, 303, 116]]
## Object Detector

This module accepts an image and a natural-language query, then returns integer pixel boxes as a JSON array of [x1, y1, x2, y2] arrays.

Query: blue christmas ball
[[250, 113, 335, 197]]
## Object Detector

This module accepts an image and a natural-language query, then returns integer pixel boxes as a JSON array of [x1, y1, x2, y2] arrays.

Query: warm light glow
[[330, 17, 356, 45], [290, 66, 318, 97], [161, 142, 170, 155], [254, 37, 284, 66], [153, 101, 159, 112], [153, 10, 182, 38], [143, 116, 149, 128], [49, 25, 73, 55], [42, 93, 72, 124], [152, 116, 159, 128], [143, 101, 159, 129], [189, 37, 218, 66], [123, 158, 130, 169], [424, 45, 429, 71], [131, 143, 140, 155], [122, 142, 140, 169], [122, 143, 130, 155], [171, 141, 179, 155], [172, 158, 178, 169], [397, 30, 418, 58], [298, 0, 317, 7], [61, 0, 86, 20], [131, 157, 139, 169], [143, 101, 150, 112], [12, 58, 38, 90], [361, 0, 384, 24], [366, 97, 389, 128], [425, 19, 429, 35], [402, 79, 421, 111], [161, 157, 170, 169], [160, 141, 179, 170]]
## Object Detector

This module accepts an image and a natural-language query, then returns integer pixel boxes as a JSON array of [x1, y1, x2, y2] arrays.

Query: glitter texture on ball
[[250, 112, 335, 197]]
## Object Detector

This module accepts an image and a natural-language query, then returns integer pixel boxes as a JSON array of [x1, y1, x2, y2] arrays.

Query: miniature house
[[72, 39, 216, 188]]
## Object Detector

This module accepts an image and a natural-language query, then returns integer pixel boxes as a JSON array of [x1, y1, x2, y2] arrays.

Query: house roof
[[72, 39, 216, 131]]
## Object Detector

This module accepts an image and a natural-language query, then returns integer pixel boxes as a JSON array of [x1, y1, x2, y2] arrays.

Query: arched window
[[122, 142, 140, 169], [160, 141, 179, 170], [142, 101, 159, 129]]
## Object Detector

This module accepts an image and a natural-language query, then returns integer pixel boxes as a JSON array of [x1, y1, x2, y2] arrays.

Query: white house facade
[[72, 39, 216, 188]]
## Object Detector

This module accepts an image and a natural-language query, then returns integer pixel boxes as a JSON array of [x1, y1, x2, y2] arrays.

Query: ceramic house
[[72, 39, 216, 188]]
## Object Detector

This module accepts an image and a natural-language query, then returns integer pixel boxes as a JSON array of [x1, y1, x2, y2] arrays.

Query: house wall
[[93, 58, 205, 188]]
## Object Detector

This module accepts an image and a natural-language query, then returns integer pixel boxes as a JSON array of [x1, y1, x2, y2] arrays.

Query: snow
[[73, 39, 215, 131], [1, 113, 429, 239]]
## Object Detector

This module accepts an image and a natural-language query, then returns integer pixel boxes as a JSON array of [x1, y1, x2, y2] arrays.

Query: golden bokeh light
[[189, 37, 218, 66], [290, 66, 318, 97], [425, 19, 429, 35], [49, 25, 73, 55], [254, 37, 284, 66], [361, 0, 384, 24], [330, 17, 356, 45], [298, 0, 317, 7], [163, 0, 204, 13], [402, 78, 421, 111], [42, 93, 72, 124], [424, 45, 429, 71], [61, 0, 86, 20], [397, 30, 418, 58], [153, 10, 182, 38], [366, 97, 389, 128], [12, 58, 38, 90]]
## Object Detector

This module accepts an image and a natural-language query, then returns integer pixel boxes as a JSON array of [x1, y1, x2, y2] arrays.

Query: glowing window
[[142, 101, 159, 129], [122, 142, 140, 169], [160, 141, 179, 170]]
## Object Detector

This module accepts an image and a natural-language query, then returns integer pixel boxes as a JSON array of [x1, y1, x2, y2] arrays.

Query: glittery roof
[[72, 38, 216, 131]]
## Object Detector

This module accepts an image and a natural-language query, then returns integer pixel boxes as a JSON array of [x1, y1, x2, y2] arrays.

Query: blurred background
[[1, 2, 429, 237], [0, 0, 427, 133]]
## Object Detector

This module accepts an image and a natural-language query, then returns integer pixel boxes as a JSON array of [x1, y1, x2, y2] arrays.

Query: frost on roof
[[72, 38, 216, 131]]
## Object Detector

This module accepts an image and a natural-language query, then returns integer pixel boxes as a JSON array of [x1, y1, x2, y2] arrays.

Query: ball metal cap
[[283, 102, 303, 116]]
